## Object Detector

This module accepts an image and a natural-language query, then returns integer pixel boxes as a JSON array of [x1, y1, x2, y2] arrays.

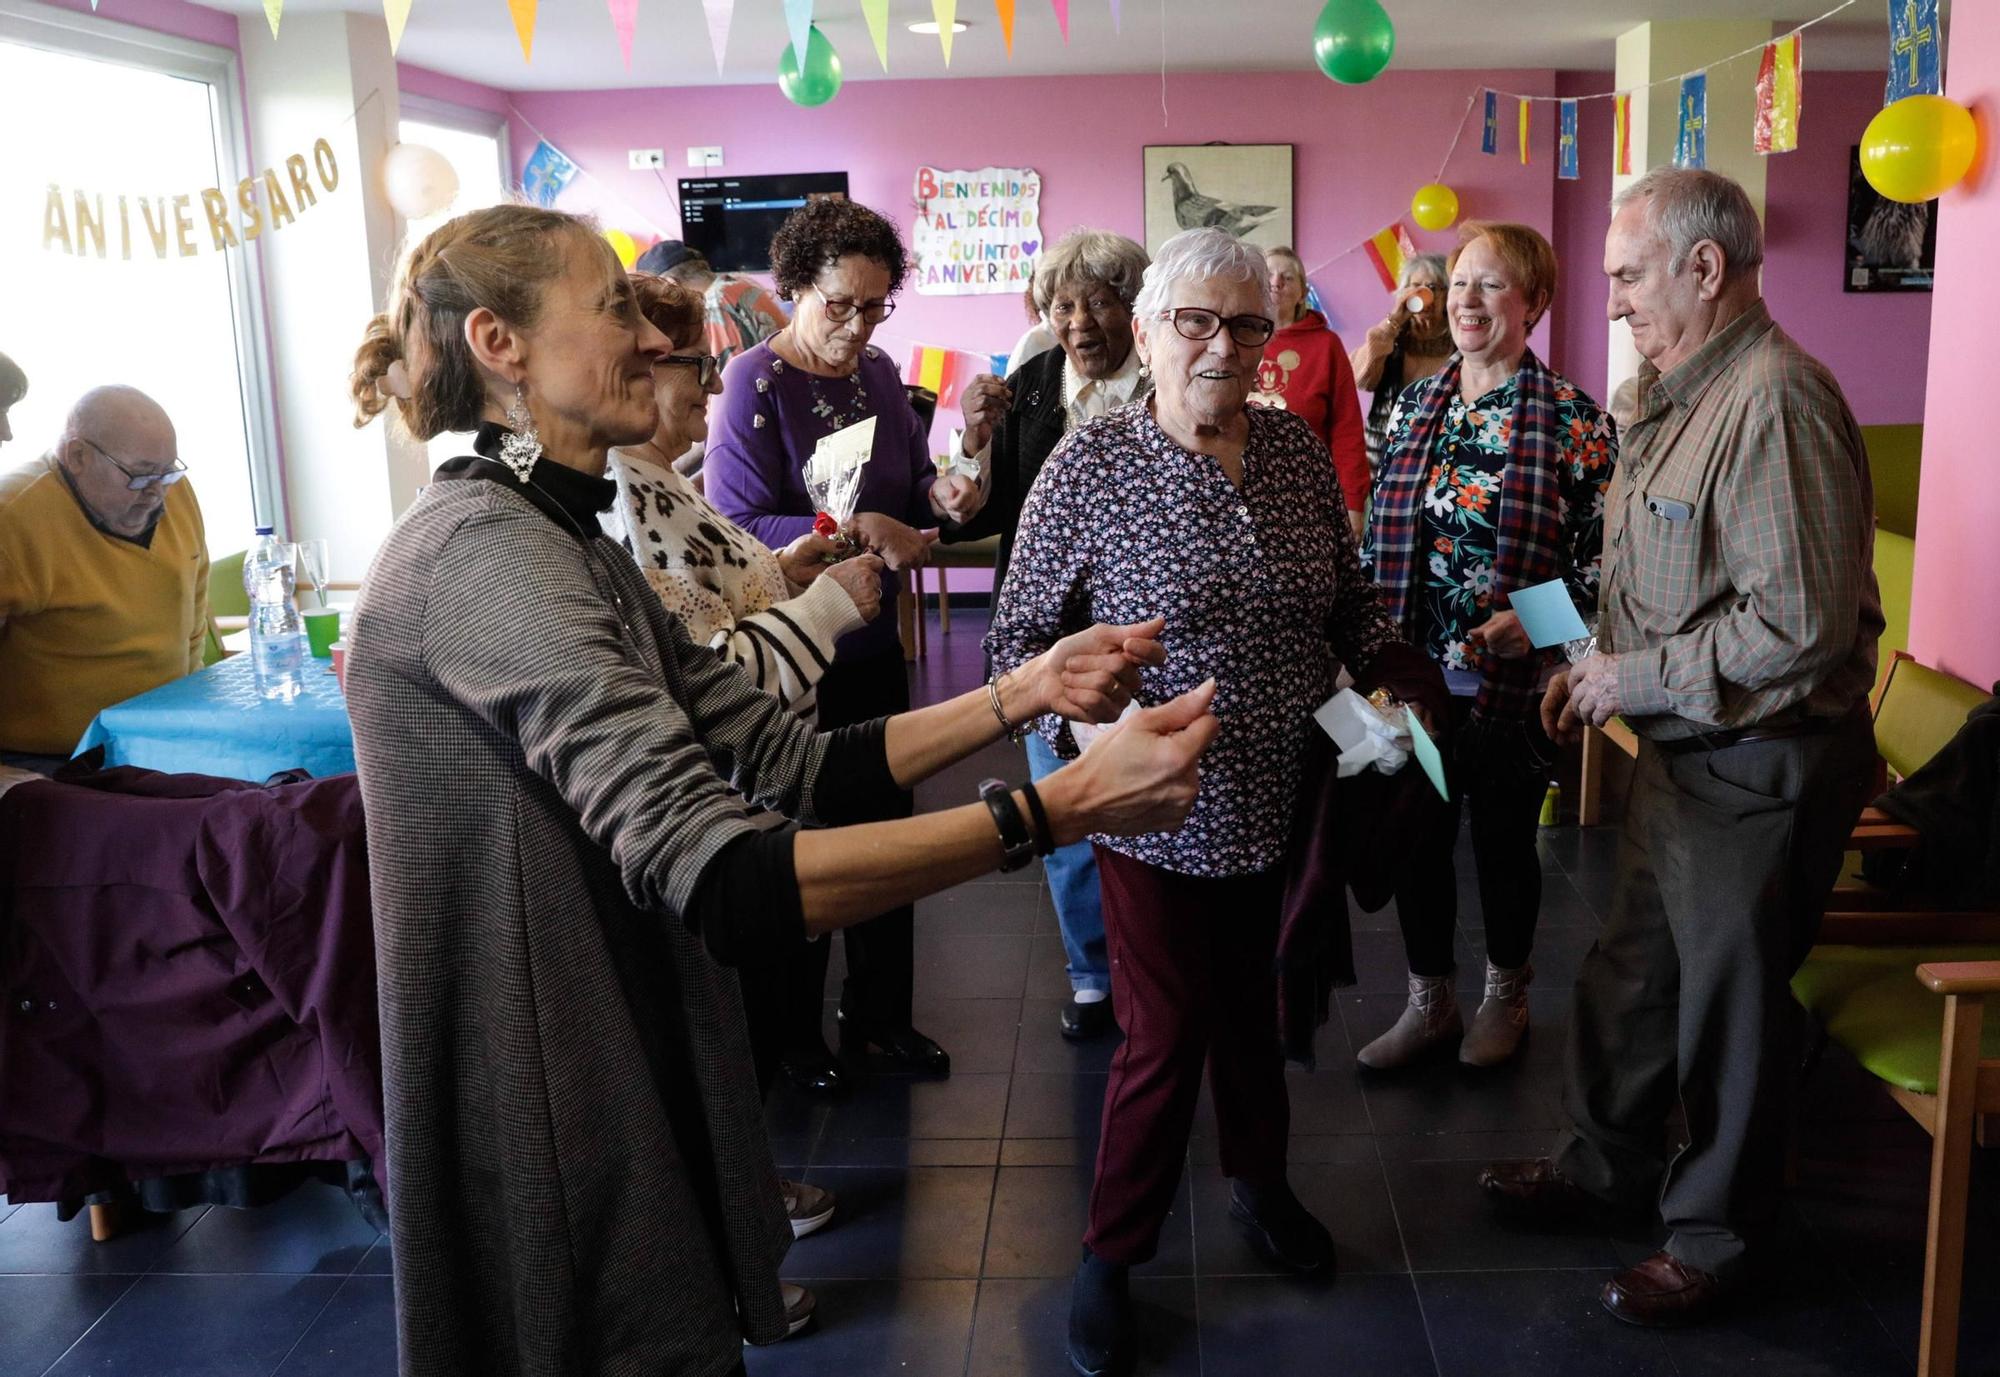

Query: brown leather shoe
[[1600, 1250, 1726, 1327], [1476, 1158, 1642, 1229]]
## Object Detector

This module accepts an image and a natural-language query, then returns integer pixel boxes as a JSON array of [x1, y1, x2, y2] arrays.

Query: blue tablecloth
[[75, 653, 355, 781]]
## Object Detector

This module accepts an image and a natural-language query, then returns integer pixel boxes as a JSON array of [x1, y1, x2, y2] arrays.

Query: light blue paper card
[[1403, 706, 1450, 801], [1509, 578, 1590, 649]]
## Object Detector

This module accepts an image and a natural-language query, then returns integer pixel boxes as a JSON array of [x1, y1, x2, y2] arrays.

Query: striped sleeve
[[700, 574, 862, 717]]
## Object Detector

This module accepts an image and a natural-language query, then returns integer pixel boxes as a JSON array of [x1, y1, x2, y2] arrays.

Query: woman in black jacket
[[941, 228, 1151, 1043]]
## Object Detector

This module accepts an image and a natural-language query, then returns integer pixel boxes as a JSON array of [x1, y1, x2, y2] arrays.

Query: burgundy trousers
[[1084, 845, 1291, 1265]]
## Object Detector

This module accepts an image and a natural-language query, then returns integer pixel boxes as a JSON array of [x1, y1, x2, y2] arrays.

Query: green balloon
[[779, 25, 843, 107], [1312, 0, 1395, 85]]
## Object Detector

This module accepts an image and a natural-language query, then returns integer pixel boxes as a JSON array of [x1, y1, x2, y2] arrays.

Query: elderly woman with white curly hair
[[989, 227, 1438, 1377]]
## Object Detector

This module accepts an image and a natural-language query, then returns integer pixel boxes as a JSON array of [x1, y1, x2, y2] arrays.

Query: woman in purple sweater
[[705, 198, 982, 1094]]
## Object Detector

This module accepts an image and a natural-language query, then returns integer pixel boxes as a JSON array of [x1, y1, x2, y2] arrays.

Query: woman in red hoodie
[[1254, 246, 1370, 538]]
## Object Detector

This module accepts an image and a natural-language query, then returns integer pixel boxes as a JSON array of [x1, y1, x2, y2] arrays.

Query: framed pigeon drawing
[[1143, 144, 1294, 258]]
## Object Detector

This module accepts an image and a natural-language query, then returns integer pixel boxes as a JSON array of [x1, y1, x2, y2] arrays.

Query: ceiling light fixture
[[907, 19, 970, 34]]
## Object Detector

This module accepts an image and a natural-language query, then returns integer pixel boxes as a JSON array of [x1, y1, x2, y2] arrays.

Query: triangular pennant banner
[[507, 0, 536, 60], [783, 0, 814, 69], [1050, 0, 1068, 41], [606, 0, 637, 67], [933, 0, 956, 64], [862, 0, 890, 69], [701, 0, 733, 69], [262, 0, 282, 39], [383, 0, 413, 54], [995, 0, 1015, 55], [1108, 0, 1120, 30]]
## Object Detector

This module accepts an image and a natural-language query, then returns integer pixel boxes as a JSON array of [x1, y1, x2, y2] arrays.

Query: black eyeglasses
[[1152, 308, 1276, 348], [659, 353, 723, 388], [79, 436, 187, 490], [818, 296, 896, 325]]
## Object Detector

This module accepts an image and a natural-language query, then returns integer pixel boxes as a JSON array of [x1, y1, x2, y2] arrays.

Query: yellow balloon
[[1411, 183, 1459, 232], [1860, 95, 1978, 204], [603, 228, 640, 270]]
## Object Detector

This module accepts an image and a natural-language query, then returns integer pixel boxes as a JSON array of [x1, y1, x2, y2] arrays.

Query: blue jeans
[[1025, 732, 1109, 995]]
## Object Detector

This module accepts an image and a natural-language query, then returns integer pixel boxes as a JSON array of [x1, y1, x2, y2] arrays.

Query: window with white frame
[[0, 0, 280, 558]]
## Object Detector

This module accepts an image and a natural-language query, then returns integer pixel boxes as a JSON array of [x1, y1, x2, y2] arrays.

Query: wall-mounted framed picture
[[1142, 143, 1294, 258], [1845, 145, 1936, 293]]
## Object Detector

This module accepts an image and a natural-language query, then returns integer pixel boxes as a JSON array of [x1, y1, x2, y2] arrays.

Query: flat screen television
[[678, 172, 850, 273]]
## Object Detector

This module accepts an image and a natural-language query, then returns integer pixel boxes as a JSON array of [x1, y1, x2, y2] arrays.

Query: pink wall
[[507, 68, 1561, 368], [399, 62, 510, 117], [1549, 69, 1932, 425], [1910, 4, 2000, 686], [39, 0, 238, 49]]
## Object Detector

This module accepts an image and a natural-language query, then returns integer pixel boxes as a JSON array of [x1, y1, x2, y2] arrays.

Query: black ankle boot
[[1229, 1180, 1336, 1274], [1066, 1246, 1133, 1377]]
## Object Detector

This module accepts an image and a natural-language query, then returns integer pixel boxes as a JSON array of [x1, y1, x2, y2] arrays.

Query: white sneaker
[[782, 1178, 836, 1239]]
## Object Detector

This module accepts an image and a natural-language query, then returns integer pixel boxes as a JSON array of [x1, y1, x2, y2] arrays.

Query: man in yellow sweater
[[0, 385, 209, 768]]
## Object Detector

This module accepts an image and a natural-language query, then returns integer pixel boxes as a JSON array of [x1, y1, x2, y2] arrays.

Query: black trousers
[[1554, 711, 1875, 1276], [740, 644, 915, 1081], [1393, 698, 1555, 977]]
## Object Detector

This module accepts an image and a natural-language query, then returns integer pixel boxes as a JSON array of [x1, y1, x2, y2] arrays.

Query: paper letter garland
[[1756, 33, 1802, 154], [43, 137, 340, 261], [912, 165, 1043, 296]]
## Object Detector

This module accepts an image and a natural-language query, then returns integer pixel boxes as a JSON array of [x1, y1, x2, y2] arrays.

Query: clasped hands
[[1540, 653, 1621, 745]]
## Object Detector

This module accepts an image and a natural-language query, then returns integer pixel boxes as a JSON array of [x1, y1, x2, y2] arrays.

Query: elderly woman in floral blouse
[[989, 227, 1435, 1377], [1359, 221, 1616, 1074]]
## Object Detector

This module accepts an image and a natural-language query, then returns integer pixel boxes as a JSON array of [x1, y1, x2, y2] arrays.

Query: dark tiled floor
[[7, 608, 1999, 1377]]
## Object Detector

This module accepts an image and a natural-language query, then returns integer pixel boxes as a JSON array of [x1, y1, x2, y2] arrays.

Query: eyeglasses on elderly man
[[77, 435, 188, 490]]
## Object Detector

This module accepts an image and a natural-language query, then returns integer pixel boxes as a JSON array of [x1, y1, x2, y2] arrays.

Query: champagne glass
[[298, 538, 331, 610]]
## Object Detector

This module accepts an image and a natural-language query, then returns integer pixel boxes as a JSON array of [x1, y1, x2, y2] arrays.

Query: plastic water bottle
[[243, 526, 306, 701]]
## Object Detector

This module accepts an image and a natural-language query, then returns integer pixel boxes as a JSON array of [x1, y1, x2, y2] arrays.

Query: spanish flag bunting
[[507, 0, 537, 60], [700, 0, 733, 70], [862, 0, 891, 69], [263, 0, 282, 38], [606, 0, 638, 67], [1755, 32, 1802, 155], [383, 0, 413, 54], [1518, 98, 1531, 165], [1362, 222, 1417, 294], [995, 0, 1016, 54], [1051, 0, 1069, 42], [1613, 93, 1632, 175], [933, 0, 957, 64], [908, 346, 987, 411]]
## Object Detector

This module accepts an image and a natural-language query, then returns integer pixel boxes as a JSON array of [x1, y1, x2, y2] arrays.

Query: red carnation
[[813, 511, 839, 538]]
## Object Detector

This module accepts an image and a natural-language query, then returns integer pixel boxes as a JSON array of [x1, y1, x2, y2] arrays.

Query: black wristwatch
[[978, 778, 1036, 873]]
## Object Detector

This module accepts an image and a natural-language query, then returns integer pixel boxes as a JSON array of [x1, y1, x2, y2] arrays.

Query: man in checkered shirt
[[1478, 167, 1883, 1329]]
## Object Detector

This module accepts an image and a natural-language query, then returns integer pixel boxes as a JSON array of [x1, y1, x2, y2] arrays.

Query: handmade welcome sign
[[911, 165, 1042, 296], [42, 136, 341, 260]]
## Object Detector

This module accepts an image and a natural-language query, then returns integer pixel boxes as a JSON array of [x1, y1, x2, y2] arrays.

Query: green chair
[[1792, 652, 2000, 1376], [209, 548, 248, 619]]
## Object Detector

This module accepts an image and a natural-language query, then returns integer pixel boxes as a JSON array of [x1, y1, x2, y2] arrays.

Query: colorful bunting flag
[[1481, 90, 1498, 155], [701, 0, 733, 69], [1109, 0, 1120, 31], [1756, 33, 1802, 155], [506, 0, 536, 61], [862, 0, 890, 69], [783, 0, 813, 68], [522, 139, 578, 206], [933, 0, 957, 64], [1886, 0, 1940, 103], [1558, 99, 1579, 180], [907, 345, 987, 410], [383, 0, 413, 54], [995, 0, 1016, 54], [1051, 0, 1069, 42], [262, 0, 282, 38], [1613, 93, 1632, 176], [1518, 98, 1530, 165], [606, 0, 637, 67], [1362, 222, 1417, 293], [1676, 72, 1707, 169]]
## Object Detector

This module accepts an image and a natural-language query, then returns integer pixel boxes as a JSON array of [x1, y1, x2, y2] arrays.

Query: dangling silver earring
[[499, 384, 542, 482]]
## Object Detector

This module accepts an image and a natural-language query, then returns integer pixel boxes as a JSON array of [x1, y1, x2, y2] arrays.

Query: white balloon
[[383, 143, 459, 219]]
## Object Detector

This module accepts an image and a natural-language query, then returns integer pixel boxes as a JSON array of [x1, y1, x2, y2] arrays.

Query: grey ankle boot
[[1356, 972, 1462, 1070], [1460, 961, 1532, 1067]]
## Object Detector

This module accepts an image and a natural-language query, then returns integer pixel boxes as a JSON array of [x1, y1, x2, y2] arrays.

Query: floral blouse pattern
[[1377, 372, 1613, 671], [987, 402, 1402, 877]]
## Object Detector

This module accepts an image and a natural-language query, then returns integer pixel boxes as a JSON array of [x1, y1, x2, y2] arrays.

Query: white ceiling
[[199, 0, 1941, 93]]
